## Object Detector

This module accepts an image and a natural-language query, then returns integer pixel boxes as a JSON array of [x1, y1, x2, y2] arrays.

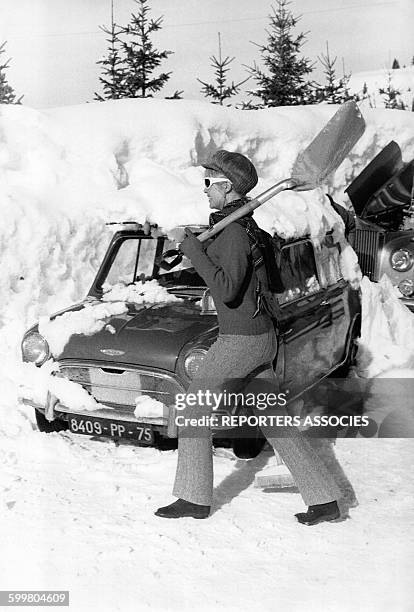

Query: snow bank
[[1, 100, 413, 319], [1, 99, 414, 406], [357, 275, 414, 377]]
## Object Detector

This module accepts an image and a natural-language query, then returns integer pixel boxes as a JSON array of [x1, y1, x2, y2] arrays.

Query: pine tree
[[121, 0, 172, 98], [379, 70, 406, 109], [353, 81, 377, 108], [95, 0, 127, 100], [198, 33, 249, 106], [238, 99, 263, 110], [246, 0, 314, 106], [0, 41, 23, 104], [356, 81, 375, 108], [314, 43, 352, 104], [392, 58, 400, 69]]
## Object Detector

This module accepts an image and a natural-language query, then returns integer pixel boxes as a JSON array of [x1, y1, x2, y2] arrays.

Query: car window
[[100, 237, 205, 291], [277, 241, 321, 304], [105, 238, 157, 287]]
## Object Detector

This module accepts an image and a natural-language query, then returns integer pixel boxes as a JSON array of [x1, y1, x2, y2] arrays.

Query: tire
[[232, 430, 266, 459], [35, 409, 69, 433], [154, 434, 178, 451]]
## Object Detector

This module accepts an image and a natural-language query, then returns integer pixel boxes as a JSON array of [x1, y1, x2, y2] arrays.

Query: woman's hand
[[180, 227, 203, 257]]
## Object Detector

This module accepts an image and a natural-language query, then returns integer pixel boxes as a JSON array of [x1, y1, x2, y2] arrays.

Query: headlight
[[21, 332, 50, 365], [398, 279, 414, 297], [184, 348, 208, 379], [390, 249, 413, 272]]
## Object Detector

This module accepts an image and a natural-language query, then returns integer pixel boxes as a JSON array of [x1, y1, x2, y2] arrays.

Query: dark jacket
[[180, 222, 272, 336]]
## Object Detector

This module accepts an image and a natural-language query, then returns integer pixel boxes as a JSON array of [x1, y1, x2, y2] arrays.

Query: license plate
[[68, 415, 154, 444]]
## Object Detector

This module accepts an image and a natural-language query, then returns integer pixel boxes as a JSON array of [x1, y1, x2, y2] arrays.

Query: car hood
[[345, 141, 413, 227], [58, 300, 218, 372]]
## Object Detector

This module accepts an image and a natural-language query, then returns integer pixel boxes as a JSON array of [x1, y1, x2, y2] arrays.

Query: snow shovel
[[160, 100, 365, 270]]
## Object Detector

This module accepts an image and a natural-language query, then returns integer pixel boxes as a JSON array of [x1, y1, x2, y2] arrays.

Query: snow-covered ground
[[1, 99, 414, 611], [2, 424, 413, 612]]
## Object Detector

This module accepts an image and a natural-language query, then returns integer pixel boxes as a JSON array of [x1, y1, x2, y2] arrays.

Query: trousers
[[173, 329, 341, 506]]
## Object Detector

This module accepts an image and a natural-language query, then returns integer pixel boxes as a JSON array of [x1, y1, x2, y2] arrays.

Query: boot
[[295, 500, 340, 526], [155, 498, 210, 519]]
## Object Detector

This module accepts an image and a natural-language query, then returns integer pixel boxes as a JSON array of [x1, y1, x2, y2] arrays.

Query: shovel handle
[[159, 178, 295, 270], [197, 178, 296, 243]]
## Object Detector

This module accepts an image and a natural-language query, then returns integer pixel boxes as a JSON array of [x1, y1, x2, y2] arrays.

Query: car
[[20, 219, 361, 457], [350, 141, 414, 311]]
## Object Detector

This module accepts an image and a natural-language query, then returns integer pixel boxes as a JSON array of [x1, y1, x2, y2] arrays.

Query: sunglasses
[[204, 177, 232, 189]]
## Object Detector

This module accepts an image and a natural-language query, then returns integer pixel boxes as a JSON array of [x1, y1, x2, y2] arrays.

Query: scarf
[[209, 199, 283, 297], [209, 199, 265, 269]]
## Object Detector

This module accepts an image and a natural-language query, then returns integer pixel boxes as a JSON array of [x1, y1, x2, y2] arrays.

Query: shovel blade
[[292, 101, 366, 190]]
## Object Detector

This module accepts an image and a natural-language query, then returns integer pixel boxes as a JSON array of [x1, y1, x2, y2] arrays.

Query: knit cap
[[202, 150, 258, 195]]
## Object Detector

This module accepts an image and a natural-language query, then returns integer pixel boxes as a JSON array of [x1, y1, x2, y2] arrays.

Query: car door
[[276, 239, 335, 397]]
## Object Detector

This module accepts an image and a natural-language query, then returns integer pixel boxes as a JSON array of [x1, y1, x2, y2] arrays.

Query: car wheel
[[35, 409, 69, 433], [154, 434, 178, 450], [232, 431, 267, 459]]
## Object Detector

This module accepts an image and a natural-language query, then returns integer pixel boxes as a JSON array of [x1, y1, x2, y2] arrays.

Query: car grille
[[354, 228, 385, 281], [58, 364, 184, 414]]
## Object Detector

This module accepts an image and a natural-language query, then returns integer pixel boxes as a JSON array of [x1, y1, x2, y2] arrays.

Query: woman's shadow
[[211, 440, 357, 518], [211, 448, 271, 514]]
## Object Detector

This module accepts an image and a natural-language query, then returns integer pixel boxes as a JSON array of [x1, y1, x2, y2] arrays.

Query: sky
[[0, 0, 412, 108]]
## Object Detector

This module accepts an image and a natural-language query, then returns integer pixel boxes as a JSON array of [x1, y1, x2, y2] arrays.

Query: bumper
[[20, 396, 178, 439]]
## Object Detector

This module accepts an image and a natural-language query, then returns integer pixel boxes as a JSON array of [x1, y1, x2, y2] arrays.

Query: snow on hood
[[38, 280, 181, 358], [102, 279, 182, 305], [38, 301, 128, 358]]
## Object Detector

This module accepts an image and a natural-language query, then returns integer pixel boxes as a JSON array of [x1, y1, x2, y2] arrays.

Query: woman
[[155, 150, 342, 525]]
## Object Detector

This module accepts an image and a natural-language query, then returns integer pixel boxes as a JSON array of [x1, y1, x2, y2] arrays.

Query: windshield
[[98, 236, 205, 291]]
